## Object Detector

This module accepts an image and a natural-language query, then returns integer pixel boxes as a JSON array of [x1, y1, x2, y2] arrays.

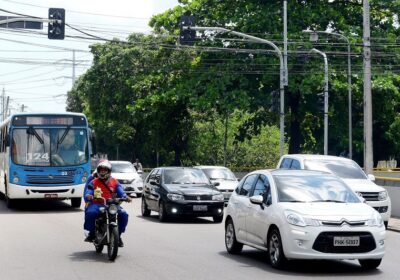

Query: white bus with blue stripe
[[0, 113, 95, 208]]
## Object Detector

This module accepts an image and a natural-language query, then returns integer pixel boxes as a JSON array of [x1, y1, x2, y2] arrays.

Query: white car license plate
[[333, 236, 360, 246], [193, 205, 208, 211]]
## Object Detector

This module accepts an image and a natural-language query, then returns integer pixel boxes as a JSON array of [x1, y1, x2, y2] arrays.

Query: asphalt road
[[0, 197, 399, 280]]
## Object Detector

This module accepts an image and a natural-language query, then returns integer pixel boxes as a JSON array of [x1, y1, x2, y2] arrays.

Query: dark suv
[[141, 167, 225, 223]]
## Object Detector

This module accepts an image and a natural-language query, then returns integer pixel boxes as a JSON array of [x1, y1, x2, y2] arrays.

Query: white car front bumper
[[281, 224, 386, 260]]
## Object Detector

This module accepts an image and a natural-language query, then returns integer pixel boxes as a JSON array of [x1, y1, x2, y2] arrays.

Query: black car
[[141, 167, 225, 223]]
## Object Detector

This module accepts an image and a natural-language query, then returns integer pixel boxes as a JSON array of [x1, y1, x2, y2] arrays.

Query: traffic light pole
[[182, 26, 286, 156]]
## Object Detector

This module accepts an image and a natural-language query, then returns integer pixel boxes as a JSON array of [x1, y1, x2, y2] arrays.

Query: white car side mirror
[[250, 195, 264, 205], [367, 174, 376, 181]]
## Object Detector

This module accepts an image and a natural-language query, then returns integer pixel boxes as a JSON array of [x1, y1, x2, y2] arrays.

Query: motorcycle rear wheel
[[107, 227, 119, 261]]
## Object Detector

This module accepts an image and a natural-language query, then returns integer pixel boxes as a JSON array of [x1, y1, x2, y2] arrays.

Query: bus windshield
[[12, 128, 88, 166]]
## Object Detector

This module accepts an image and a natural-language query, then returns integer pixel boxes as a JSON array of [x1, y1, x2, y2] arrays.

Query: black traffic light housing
[[179, 15, 196, 45], [317, 92, 325, 112], [270, 90, 280, 114], [48, 8, 65, 40]]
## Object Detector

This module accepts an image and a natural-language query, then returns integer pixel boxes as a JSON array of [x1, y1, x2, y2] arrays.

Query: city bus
[[0, 113, 95, 208]]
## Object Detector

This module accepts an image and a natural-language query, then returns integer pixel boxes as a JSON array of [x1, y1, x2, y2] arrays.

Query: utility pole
[[363, 0, 373, 174], [2, 87, 5, 122], [5, 96, 9, 119], [283, 0, 288, 86]]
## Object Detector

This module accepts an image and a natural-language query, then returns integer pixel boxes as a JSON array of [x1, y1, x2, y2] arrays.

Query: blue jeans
[[84, 203, 129, 235]]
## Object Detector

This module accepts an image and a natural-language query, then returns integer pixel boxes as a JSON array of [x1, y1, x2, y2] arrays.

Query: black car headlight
[[212, 194, 224, 201], [167, 194, 185, 201]]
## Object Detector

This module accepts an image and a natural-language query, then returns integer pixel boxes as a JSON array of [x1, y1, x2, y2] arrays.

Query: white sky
[[0, 0, 178, 115]]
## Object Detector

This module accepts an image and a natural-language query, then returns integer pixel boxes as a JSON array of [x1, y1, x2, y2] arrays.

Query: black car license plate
[[193, 205, 208, 211]]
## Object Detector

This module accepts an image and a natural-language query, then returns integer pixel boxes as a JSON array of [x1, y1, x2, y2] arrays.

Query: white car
[[277, 154, 391, 228], [194, 166, 238, 203], [225, 169, 386, 269], [110, 161, 144, 197]]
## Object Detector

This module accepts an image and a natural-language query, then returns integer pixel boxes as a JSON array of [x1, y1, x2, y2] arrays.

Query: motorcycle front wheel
[[94, 243, 104, 253], [107, 227, 119, 261]]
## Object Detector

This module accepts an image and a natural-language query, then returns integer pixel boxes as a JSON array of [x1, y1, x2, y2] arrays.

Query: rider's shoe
[[84, 233, 95, 242], [118, 237, 124, 247]]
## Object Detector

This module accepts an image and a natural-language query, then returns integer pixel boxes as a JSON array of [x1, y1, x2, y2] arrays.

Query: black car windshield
[[201, 168, 236, 181], [163, 169, 210, 184], [112, 162, 137, 173], [304, 159, 367, 179], [12, 128, 88, 167], [273, 174, 360, 203]]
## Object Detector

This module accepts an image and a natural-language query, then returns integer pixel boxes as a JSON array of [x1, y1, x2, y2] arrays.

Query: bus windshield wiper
[[27, 127, 44, 144], [57, 126, 71, 145]]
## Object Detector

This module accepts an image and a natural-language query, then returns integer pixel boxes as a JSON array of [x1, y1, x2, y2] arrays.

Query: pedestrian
[[133, 158, 143, 172]]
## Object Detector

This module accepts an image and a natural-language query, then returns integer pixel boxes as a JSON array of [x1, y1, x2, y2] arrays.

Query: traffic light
[[270, 90, 280, 114], [48, 8, 65, 40], [317, 92, 325, 112], [179, 15, 196, 45]]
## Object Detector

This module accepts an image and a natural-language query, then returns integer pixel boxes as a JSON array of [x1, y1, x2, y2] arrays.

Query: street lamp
[[182, 26, 286, 156], [308, 48, 329, 155], [303, 30, 352, 159]]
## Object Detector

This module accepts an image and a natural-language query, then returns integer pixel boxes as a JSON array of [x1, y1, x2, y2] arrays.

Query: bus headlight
[[13, 177, 19, 184], [81, 176, 87, 183]]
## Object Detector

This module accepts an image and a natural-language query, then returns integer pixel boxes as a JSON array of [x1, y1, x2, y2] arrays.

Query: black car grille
[[26, 175, 74, 185], [360, 192, 379, 201], [184, 194, 213, 201], [313, 231, 376, 253]]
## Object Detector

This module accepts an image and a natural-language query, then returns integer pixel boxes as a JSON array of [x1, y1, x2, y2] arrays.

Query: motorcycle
[[92, 197, 128, 261]]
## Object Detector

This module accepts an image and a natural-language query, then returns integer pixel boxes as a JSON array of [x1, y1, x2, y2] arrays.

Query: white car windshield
[[201, 168, 236, 181], [304, 159, 367, 179], [112, 162, 137, 173], [274, 174, 360, 203], [163, 169, 210, 184]]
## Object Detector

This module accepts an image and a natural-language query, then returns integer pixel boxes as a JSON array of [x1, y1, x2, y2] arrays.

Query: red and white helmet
[[96, 160, 112, 180]]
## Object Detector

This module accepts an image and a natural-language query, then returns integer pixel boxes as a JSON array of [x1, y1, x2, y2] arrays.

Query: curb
[[387, 227, 400, 233]]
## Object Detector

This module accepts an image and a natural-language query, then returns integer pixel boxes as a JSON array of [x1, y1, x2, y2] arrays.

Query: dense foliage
[[67, 0, 400, 168]]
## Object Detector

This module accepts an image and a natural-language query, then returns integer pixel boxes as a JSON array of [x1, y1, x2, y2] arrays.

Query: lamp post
[[303, 30, 352, 158], [309, 48, 329, 155], [182, 26, 286, 156]]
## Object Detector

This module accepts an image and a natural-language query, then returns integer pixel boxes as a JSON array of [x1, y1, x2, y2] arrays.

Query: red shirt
[[92, 177, 119, 203]]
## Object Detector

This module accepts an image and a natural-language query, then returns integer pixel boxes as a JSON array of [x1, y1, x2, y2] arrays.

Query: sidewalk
[[388, 217, 400, 233]]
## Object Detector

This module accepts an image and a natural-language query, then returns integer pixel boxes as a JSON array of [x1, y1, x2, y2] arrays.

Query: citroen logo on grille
[[197, 196, 201, 201]]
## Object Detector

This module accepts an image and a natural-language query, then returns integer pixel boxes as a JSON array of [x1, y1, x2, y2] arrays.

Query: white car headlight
[[365, 211, 383, 227], [378, 191, 388, 201], [108, 204, 118, 215], [167, 194, 185, 201], [212, 194, 224, 201], [284, 210, 321, 227]]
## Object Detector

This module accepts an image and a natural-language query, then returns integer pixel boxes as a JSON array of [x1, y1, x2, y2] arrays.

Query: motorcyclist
[[84, 160, 131, 247]]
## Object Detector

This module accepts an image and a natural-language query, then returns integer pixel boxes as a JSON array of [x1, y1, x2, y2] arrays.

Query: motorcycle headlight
[[378, 191, 388, 201], [212, 194, 224, 201], [108, 204, 118, 215], [365, 211, 383, 227], [284, 210, 321, 227], [167, 194, 185, 201]]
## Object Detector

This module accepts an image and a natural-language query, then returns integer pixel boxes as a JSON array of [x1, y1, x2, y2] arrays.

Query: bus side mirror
[[90, 131, 97, 156]]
